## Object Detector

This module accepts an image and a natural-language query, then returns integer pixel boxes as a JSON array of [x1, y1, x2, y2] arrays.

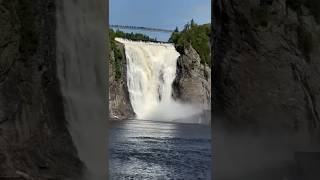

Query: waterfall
[[116, 38, 203, 121], [56, 0, 107, 179]]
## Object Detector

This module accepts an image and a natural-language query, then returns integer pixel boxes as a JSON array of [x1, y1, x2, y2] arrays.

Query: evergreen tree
[[190, 19, 196, 27], [169, 20, 211, 66], [183, 23, 190, 31], [174, 26, 179, 32]]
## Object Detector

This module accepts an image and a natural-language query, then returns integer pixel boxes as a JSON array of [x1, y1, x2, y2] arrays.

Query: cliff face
[[213, 0, 320, 134], [109, 42, 135, 119], [173, 44, 211, 108], [0, 0, 82, 178]]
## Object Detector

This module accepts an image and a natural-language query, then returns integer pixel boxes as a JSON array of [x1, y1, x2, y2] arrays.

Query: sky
[[110, 0, 211, 41]]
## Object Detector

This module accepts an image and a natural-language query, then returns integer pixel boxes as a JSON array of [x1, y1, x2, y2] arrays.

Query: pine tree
[[191, 19, 196, 27], [184, 23, 190, 31], [174, 26, 179, 32]]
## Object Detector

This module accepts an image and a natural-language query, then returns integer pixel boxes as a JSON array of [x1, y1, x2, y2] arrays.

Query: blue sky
[[110, 0, 211, 41]]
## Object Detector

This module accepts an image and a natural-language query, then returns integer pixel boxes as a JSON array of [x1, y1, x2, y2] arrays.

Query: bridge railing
[[110, 25, 174, 33]]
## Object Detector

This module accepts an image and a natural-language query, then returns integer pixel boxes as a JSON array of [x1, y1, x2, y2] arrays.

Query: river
[[109, 119, 212, 179]]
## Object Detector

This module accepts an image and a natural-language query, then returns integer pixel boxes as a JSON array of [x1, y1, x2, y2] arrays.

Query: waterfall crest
[[116, 38, 204, 121]]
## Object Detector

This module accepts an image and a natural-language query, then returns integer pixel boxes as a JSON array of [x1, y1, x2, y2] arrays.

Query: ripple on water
[[109, 120, 212, 180]]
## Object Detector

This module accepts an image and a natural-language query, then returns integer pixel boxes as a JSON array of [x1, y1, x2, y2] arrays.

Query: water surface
[[109, 119, 212, 179]]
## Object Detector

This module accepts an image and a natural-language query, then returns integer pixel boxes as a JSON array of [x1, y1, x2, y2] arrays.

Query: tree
[[183, 23, 190, 31], [174, 26, 179, 32], [190, 19, 196, 27], [169, 20, 211, 66]]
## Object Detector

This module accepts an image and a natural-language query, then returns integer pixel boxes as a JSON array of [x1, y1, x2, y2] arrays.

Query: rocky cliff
[[109, 40, 211, 119], [212, 0, 320, 179], [173, 44, 211, 108], [213, 0, 320, 134], [0, 0, 82, 179], [109, 42, 135, 119]]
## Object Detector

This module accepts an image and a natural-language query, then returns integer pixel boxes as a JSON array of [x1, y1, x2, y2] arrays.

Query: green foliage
[[169, 20, 211, 65], [174, 27, 179, 32], [110, 28, 157, 42], [109, 29, 123, 80], [113, 46, 122, 80]]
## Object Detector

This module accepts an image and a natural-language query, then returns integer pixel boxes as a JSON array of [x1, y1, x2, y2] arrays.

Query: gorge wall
[[109, 42, 135, 119], [0, 0, 108, 179], [212, 0, 320, 179], [213, 0, 320, 134], [0, 0, 82, 178]]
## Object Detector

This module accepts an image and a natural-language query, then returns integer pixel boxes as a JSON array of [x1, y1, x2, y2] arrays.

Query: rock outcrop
[[212, 0, 320, 179], [109, 42, 135, 119], [213, 0, 320, 134], [0, 0, 82, 179], [172, 44, 211, 108]]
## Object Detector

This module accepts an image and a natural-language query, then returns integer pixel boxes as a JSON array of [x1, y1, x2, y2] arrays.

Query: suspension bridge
[[110, 25, 174, 33]]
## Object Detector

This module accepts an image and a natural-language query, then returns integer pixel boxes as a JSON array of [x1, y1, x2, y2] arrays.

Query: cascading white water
[[116, 38, 203, 121]]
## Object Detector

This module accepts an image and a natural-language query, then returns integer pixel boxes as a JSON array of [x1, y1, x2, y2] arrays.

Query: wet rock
[[109, 42, 135, 119], [212, 0, 320, 134], [0, 0, 83, 178], [172, 44, 211, 108]]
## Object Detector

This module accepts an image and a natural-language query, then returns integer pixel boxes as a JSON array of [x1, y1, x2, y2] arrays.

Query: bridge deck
[[110, 25, 174, 33]]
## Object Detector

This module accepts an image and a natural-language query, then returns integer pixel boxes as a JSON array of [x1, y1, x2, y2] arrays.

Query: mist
[[118, 38, 209, 123], [143, 102, 206, 122], [212, 116, 320, 180]]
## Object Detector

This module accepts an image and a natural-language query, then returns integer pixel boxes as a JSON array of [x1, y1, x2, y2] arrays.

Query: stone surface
[[213, 0, 320, 134], [0, 0, 82, 178], [212, 0, 320, 179], [172, 44, 211, 108], [109, 42, 135, 119]]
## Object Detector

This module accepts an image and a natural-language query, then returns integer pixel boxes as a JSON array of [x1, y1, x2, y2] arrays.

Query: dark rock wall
[[55, 0, 108, 178], [212, 0, 320, 179], [213, 0, 320, 135], [0, 0, 82, 178], [109, 42, 135, 119]]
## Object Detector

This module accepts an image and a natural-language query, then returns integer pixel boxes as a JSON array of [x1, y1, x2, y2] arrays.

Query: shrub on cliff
[[109, 29, 123, 80], [169, 20, 211, 66]]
